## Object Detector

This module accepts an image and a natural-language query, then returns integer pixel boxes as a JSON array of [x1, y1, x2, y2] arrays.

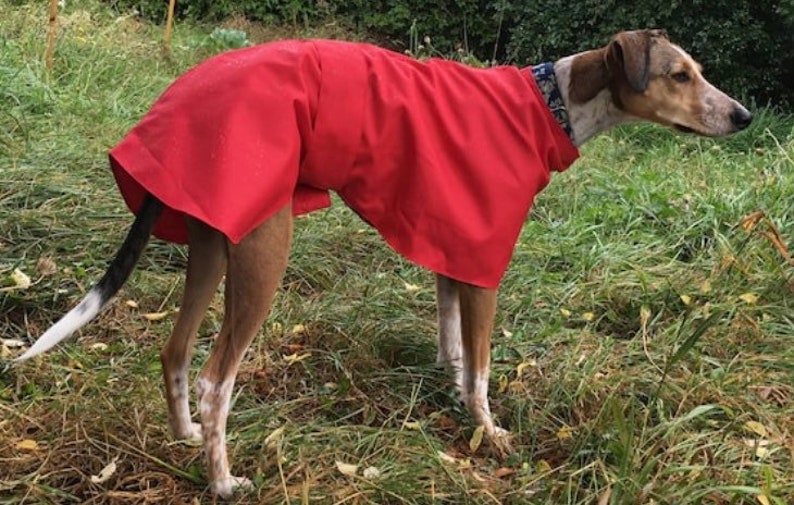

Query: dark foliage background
[[108, 0, 793, 108]]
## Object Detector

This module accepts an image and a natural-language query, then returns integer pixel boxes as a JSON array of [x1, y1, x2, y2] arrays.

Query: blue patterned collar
[[531, 62, 573, 141]]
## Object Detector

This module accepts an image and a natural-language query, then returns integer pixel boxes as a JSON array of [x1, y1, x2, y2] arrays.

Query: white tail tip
[[14, 289, 104, 362]]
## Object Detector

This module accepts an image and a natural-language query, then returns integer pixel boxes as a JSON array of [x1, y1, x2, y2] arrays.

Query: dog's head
[[570, 29, 751, 137]]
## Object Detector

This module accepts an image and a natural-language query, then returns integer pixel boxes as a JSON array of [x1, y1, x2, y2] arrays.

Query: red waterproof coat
[[110, 40, 579, 288]]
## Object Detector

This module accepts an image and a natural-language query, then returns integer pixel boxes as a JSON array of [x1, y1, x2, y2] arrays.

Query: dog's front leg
[[435, 274, 463, 390], [458, 282, 511, 451]]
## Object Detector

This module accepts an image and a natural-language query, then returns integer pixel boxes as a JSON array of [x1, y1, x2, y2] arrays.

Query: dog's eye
[[671, 71, 690, 83]]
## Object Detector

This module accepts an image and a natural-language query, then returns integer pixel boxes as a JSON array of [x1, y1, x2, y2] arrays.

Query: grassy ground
[[1, 2, 793, 504]]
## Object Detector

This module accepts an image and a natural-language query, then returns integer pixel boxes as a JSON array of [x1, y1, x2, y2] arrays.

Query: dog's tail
[[14, 194, 163, 362]]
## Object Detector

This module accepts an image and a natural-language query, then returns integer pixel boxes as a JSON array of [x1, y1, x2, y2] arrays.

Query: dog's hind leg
[[160, 219, 227, 441], [195, 205, 293, 498], [435, 274, 463, 391]]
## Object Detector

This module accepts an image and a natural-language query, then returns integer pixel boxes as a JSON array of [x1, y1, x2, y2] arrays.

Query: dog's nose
[[731, 106, 752, 130]]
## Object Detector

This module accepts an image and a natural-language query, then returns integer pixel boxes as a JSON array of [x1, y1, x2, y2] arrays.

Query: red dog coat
[[110, 40, 579, 288]]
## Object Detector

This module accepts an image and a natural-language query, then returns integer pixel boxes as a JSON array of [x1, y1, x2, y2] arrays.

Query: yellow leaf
[[680, 294, 692, 306], [700, 280, 712, 294], [404, 283, 421, 293], [469, 425, 485, 452], [264, 427, 285, 450], [291, 324, 305, 334], [516, 360, 536, 378], [536, 459, 552, 473], [744, 420, 767, 437], [283, 352, 311, 365], [556, 425, 573, 441], [335, 461, 358, 477], [16, 439, 38, 451], [757, 495, 770, 505], [755, 446, 769, 458], [560, 308, 572, 318], [403, 421, 421, 430], [739, 293, 759, 304], [582, 312, 595, 322], [125, 300, 139, 308], [437, 451, 457, 464], [11, 269, 31, 289], [497, 374, 508, 394], [502, 328, 513, 338], [90, 343, 108, 352], [142, 311, 169, 321]]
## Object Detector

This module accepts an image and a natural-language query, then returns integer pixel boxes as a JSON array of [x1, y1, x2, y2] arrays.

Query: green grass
[[1, 2, 793, 504]]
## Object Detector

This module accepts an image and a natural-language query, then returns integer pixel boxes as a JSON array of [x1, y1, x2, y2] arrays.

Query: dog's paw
[[212, 475, 254, 499], [173, 422, 203, 444], [488, 426, 514, 457]]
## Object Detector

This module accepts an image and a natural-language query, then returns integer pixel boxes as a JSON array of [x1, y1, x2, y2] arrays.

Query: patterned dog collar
[[531, 62, 574, 141]]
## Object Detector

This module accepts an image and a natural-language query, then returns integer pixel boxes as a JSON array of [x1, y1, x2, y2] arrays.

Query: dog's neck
[[551, 51, 636, 147]]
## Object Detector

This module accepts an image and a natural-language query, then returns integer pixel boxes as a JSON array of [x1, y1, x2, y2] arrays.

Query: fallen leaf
[[11, 269, 31, 289], [90, 457, 118, 484], [560, 308, 572, 318], [556, 425, 573, 441], [739, 293, 759, 305], [142, 311, 169, 321], [516, 360, 536, 378], [36, 257, 57, 276], [16, 439, 39, 451], [469, 425, 485, 453], [597, 487, 612, 505], [264, 427, 284, 449], [744, 420, 767, 437], [404, 283, 421, 293], [90, 343, 108, 352], [437, 451, 457, 464], [680, 294, 692, 306], [291, 324, 305, 334], [493, 467, 515, 478], [582, 312, 595, 322], [536, 459, 552, 473], [1, 338, 26, 348], [125, 300, 139, 308], [283, 352, 311, 365], [757, 495, 770, 505], [403, 421, 421, 430], [502, 328, 513, 338], [700, 280, 712, 294], [362, 466, 381, 479], [336, 461, 358, 477], [498, 374, 508, 393]]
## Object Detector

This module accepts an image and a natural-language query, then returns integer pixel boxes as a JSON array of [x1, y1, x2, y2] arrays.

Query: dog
[[15, 29, 751, 498]]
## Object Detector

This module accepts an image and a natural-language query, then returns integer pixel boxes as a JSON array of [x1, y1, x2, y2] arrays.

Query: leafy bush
[[106, 0, 793, 108], [503, 0, 794, 108]]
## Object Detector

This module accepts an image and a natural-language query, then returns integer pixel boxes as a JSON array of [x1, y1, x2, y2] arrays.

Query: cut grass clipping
[[2, 2, 793, 504]]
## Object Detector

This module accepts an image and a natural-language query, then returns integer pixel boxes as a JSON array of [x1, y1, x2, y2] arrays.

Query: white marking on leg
[[167, 364, 202, 441], [462, 366, 497, 434], [196, 376, 251, 497], [436, 277, 463, 390]]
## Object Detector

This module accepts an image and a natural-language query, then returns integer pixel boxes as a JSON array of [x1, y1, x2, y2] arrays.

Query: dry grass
[[1, 2, 793, 504]]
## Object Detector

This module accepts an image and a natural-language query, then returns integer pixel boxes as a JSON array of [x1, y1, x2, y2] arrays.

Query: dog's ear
[[606, 30, 660, 93]]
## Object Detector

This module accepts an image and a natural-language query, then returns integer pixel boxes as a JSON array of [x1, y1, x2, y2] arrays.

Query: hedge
[[107, 0, 793, 108]]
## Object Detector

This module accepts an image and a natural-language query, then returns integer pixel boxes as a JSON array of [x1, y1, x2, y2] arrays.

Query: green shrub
[[502, 0, 793, 108], [106, 0, 793, 108]]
